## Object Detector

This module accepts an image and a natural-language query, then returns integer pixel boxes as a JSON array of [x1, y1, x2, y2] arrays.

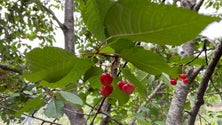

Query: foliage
[[0, 0, 222, 125]]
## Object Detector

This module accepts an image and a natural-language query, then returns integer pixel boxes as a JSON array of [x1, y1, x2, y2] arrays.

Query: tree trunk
[[63, 0, 85, 124], [166, 0, 205, 123]]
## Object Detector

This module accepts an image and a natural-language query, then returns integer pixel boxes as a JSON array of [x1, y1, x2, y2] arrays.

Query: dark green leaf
[[45, 99, 64, 119], [109, 39, 135, 53], [110, 78, 129, 105], [15, 95, 44, 117], [105, 0, 219, 45]]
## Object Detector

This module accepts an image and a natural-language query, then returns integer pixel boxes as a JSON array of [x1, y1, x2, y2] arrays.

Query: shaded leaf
[[16, 96, 44, 117], [110, 78, 129, 105], [59, 91, 83, 106], [45, 99, 64, 119]]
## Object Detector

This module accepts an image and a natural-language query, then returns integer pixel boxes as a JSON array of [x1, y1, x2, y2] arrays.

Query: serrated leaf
[[45, 99, 64, 119], [82, 0, 113, 40], [122, 67, 146, 97], [120, 47, 178, 77], [59, 91, 83, 106], [110, 78, 129, 105], [105, 0, 219, 45], [24, 47, 93, 88], [16, 96, 44, 117]]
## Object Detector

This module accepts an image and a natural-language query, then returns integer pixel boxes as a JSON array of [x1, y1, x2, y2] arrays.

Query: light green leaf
[[105, 0, 219, 45], [24, 47, 93, 88], [82, 0, 113, 40], [120, 47, 178, 77], [59, 91, 83, 106], [45, 99, 64, 119], [122, 67, 146, 97], [16, 96, 44, 117]]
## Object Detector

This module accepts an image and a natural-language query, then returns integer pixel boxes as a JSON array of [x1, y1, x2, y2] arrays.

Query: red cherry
[[170, 78, 177, 85], [4, 85, 8, 90], [100, 73, 113, 86], [122, 83, 135, 95], [100, 85, 113, 97], [117, 81, 127, 91], [0, 72, 6, 76], [183, 78, 189, 84], [179, 74, 187, 79]]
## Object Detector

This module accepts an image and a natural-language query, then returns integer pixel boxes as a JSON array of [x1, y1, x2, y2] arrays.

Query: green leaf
[[122, 67, 146, 97], [16, 95, 44, 117], [120, 47, 178, 77], [110, 78, 129, 105], [59, 91, 83, 106], [105, 0, 219, 45], [109, 39, 135, 53], [24, 47, 93, 88], [84, 67, 103, 89], [45, 99, 64, 119], [82, 0, 113, 40]]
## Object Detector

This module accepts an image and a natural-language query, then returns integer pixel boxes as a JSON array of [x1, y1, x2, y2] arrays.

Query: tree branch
[[0, 64, 22, 74], [193, 0, 205, 12], [188, 41, 222, 125], [39, 2, 67, 31], [0, 105, 62, 125]]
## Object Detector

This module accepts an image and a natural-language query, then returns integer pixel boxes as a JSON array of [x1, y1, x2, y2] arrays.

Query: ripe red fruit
[[183, 78, 189, 84], [117, 81, 127, 91], [179, 74, 187, 79], [4, 85, 8, 90], [100, 85, 113, 97], [100, 73, 113, 86], [122, 83, 135, 95], [170, 78, 177, 85]]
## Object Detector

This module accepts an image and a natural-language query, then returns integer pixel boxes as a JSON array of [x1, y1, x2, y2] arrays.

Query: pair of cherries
[[100, 73, 135, 97], [170, 74, 189, 85]]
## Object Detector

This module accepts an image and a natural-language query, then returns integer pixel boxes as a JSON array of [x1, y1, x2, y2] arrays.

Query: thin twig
[[90, 97, 106, 125], [85, 103, 123, 125], [38, 1, 66, 31]]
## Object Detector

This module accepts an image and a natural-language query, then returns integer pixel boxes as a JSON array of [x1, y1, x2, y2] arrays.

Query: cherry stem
[[89, 97, 107, 125]]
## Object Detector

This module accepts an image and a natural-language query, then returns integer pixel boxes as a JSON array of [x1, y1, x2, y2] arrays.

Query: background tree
[[0, 0, 222, 125]]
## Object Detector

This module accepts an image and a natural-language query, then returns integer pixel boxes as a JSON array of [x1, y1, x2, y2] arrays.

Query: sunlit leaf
[[105, 0, 219, 45]]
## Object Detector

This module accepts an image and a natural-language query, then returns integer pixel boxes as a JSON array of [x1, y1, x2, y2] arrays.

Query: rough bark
[[63, 0, 85, 125], [188, 41, 222, 125], [166, 41, 194, 125]]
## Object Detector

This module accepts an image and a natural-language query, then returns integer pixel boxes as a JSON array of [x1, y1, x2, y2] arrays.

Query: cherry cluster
[[100, 73, 135, 97], [170, 73, 189, 85]]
